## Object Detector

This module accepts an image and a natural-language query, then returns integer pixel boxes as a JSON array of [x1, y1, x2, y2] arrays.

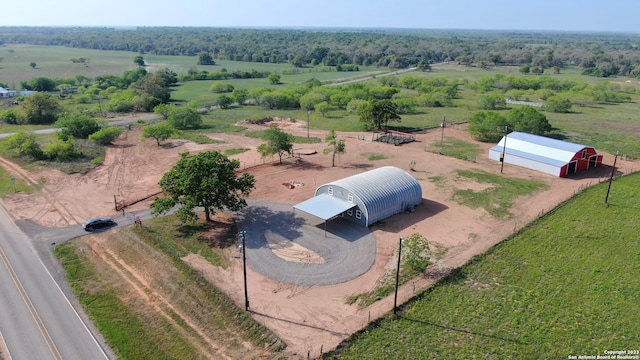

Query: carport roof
[[293, 193, 355, 220]]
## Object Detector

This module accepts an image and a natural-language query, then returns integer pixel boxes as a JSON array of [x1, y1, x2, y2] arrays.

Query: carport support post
[[240, 231, 249, 311], [393, 237, 403, 315]]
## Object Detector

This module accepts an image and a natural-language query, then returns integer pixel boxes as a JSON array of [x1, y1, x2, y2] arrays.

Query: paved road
[[236, 200, 376, 286], [0, 203, 110, 360]]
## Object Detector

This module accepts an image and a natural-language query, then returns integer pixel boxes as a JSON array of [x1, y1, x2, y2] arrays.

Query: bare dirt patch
[[1, 119, 635, 359]]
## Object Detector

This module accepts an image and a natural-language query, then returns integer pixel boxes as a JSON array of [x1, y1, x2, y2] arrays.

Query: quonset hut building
[[293, 166, 422, 227], [489, 132, 603, 177]]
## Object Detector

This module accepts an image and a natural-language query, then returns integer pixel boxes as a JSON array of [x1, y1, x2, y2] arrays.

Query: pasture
[[2, 44, 640, 158], [327, 172, 640, 359]]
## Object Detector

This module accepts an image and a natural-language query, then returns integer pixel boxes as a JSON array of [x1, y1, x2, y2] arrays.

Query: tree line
[[2, 27, 640, 76]]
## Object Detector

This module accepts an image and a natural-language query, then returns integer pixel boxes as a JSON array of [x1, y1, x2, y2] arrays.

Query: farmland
[[327, 172, 640, 359], [1, 29, 639, 358]]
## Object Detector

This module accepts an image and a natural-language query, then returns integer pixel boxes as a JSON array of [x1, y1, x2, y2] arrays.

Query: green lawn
[[327, 172, 640, 359]]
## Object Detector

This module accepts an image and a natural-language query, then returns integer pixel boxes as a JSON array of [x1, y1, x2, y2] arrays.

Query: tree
[[232, 88, 248, 105], [519, 64, 530, 74], [142, 123, 177, 146], [131, 72, 171, 105], [315, 101, 334, 117], [544, 96, 573, 113], [134, 55, 145, 66], [268, 73, 281, 85], [291, 54, 305, 68], [55, 112, 101, 138], [197, 52, 215, 65], [323, 130, 346, 167], [23, 77, 57, 91], [21, 92, 61, 124], [299, 91, 328, 111], [153, 103, 174, 119], [150, 151, 255, 223], [216, 94, 234, 109], [29, 62, 37, 69], [507, 106, 551, 135], [417, 60, 431, 72], [89, 127, 122, 145], [478, 94, 507, 110], [359, 99, 401, 130], [257, 127, 293, 164], [468, 111, 509, 142], [167, 107, 202, 129]]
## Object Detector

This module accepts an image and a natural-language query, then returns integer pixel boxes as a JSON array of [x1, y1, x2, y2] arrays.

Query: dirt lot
[[1, 119, 635, 359]]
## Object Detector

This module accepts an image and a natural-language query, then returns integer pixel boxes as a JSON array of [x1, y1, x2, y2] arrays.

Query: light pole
[[439, 114, 446, 155], [500, 125, 508, 174], [238, 231, 249, 311], [393, 237, 403, 315], [307, 109, 311, 138]]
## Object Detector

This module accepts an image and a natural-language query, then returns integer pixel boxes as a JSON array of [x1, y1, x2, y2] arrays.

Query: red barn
[[489, 132, 603, 177]]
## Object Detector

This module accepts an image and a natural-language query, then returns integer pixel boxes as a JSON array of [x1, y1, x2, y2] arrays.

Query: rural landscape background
[[1, 21, 639, 360]]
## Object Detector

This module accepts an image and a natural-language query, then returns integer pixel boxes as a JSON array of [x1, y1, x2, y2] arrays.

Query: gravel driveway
[[236, 200, 376, 286]]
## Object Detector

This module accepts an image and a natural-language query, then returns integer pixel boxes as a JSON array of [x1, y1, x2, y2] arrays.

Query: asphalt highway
[[0, 203, 110, 359]]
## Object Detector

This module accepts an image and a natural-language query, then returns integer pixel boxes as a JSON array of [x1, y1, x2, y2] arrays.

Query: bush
[[0, 109, 22, 124], [5, 132, 44, 159], [89, 127, 123, 145], [210, 83, 235, 93]]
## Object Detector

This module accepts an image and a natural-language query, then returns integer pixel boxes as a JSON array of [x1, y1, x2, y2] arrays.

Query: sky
[[1, 0, 639, 33]]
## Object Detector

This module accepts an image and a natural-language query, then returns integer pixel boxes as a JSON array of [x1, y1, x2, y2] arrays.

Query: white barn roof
[[491, 132, 590, 166]]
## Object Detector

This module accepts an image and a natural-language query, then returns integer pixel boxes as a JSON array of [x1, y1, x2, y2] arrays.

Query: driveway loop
[[236, 200, 376, 286]]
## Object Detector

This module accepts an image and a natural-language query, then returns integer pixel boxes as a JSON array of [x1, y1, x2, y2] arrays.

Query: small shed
[[0, 87, 17, 98], [489, 132, 603, 177], [293, 166, 422, 227]]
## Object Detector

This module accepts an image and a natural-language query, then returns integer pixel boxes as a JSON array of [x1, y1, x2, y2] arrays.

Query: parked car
[[82, 217, 116, 231]]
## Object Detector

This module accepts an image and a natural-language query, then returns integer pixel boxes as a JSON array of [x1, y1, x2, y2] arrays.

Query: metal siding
[[496, 132, 594, 164], [315, 166, 422, 226], [491, 132, 602, 177]]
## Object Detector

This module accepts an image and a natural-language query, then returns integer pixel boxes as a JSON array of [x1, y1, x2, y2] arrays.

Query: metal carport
[[293, 193, 355, 235]]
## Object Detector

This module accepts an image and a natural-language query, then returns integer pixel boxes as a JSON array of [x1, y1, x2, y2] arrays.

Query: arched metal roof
[[315, 166, 422, 226]]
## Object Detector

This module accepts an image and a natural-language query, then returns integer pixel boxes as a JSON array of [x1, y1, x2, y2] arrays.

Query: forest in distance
[[2, 26, 640, 78]]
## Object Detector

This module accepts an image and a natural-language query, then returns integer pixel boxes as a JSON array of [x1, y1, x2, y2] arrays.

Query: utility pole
[[605, 152, 619, 204], [439, 114, 446, 155], [393, 237, 403, 315], [500, 125, 508, 174], [239, 231, 249, 311], [307, 109, 311, 138]]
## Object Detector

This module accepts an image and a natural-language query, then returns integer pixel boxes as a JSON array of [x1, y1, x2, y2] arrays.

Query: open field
[[2, 45, 640, 159], [1, 44, 640, 358], [327, 172, 640, 359], [2, 117, 636, 358], [0, 44, 389, 88]]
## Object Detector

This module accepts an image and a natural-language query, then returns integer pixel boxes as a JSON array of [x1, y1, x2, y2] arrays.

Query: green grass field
[[3, 45, 640, 159], [327, 172, 640, 359], [54, 221, 283, 359]]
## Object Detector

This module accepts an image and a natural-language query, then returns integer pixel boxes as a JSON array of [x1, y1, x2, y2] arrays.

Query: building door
[[568, 161, 577, 174], [588, 155, 597, 168]]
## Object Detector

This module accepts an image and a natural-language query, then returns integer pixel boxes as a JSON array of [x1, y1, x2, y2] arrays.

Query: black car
[[82, 217, 116, 231]]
